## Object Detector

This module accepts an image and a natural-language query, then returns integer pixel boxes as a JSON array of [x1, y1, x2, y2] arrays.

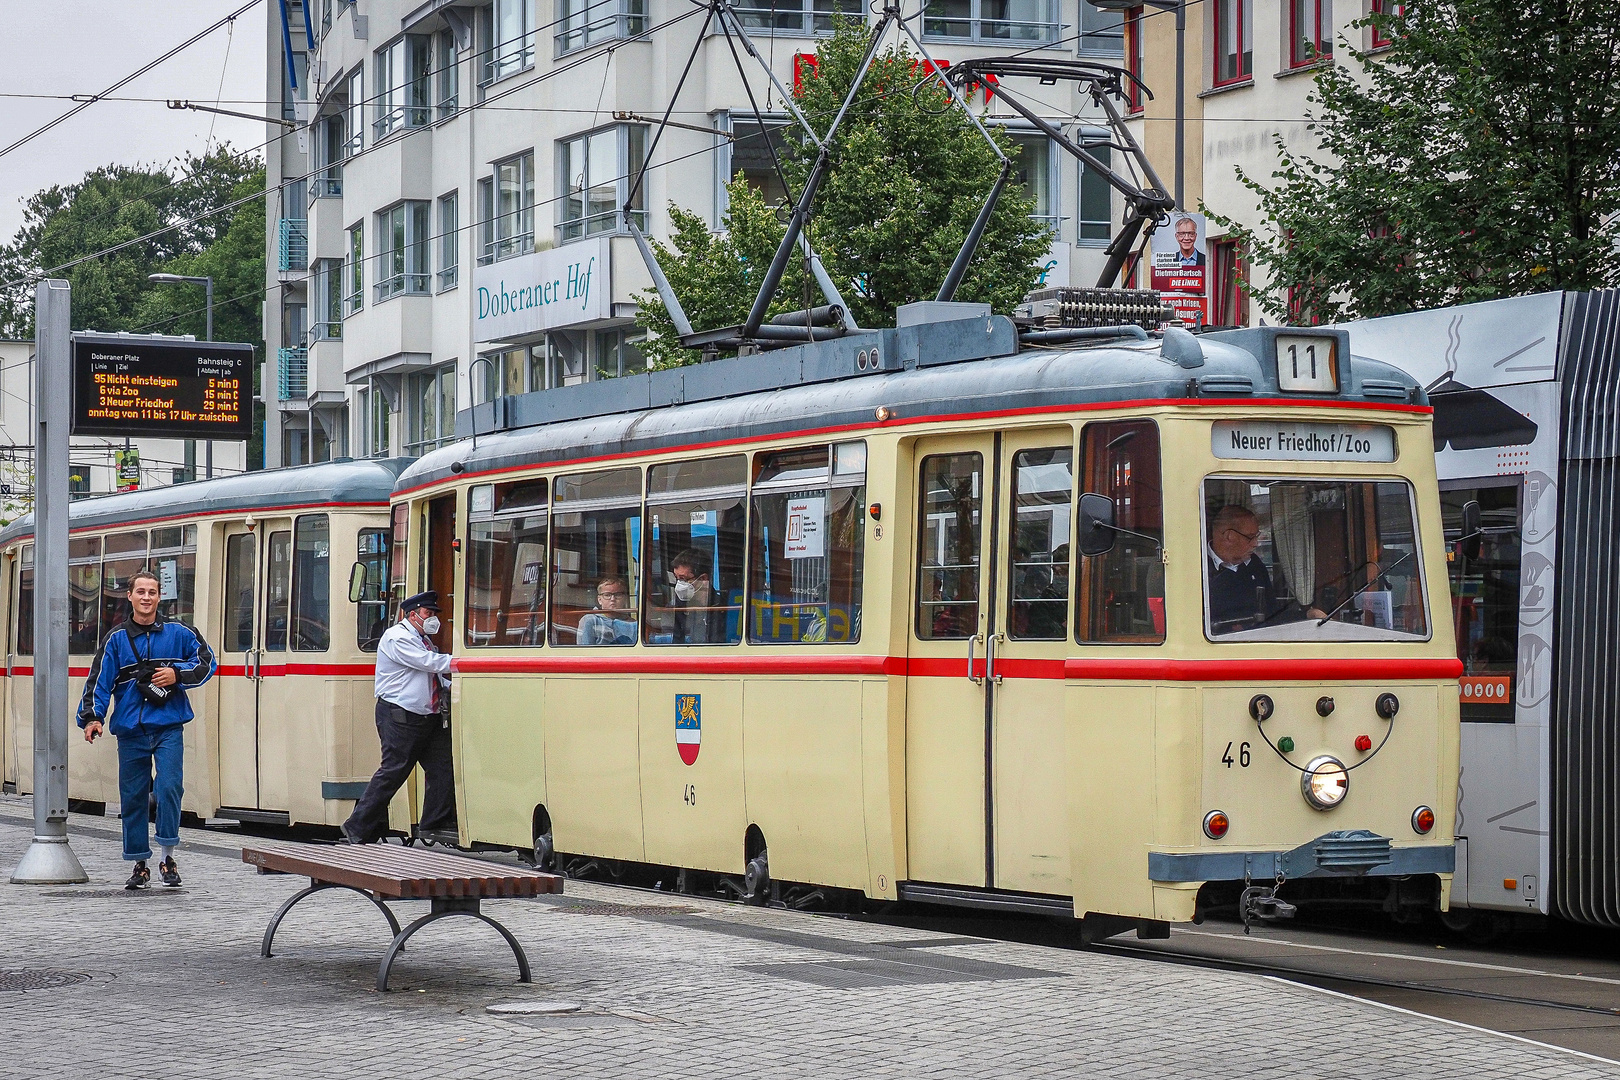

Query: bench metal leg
[[262, 880, 404, 959], [377, 897, 532, 992]]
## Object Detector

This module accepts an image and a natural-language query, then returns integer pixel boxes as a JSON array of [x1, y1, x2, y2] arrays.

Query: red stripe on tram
[[1060, 657, 1464, 681], [216, 663, 376, 678], [452, 655, 903, 677]]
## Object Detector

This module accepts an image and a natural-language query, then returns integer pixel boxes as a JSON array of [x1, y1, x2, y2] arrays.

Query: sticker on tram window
[[1211, 420, 1396, 463], [676, 693, 701, 766], [1275, 334, 1339, 392], [785, 497, 825, 559]]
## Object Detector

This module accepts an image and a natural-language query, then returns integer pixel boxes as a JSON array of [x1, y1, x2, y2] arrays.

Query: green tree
[[638, 20, 1051, 365], [1209, 0, 1620, 323]]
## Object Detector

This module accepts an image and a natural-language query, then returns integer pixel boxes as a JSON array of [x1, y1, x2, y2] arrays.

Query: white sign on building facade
[[473, 238, 612, 343]]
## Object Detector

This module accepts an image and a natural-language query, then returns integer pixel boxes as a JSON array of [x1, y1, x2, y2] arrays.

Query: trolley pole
[[11, 278, 88, 884]]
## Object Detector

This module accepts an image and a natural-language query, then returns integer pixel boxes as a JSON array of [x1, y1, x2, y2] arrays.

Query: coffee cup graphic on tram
[[0, 457, 429, 836], [378, 306, 1459, 936]]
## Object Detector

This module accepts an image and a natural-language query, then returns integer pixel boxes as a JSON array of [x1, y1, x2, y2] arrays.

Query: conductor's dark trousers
[[343, 699, 456, 841]]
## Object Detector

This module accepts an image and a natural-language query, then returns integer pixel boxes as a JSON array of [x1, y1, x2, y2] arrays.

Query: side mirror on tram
[[348, 561, 367, 604], [1459, 500, 1484, 561], [1077, 493, 1118, 557]]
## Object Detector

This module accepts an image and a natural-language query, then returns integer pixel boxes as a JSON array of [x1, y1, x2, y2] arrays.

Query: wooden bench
[[243, 843, 563, 991]]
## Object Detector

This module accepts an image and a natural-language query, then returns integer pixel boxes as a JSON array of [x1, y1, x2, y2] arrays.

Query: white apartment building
[[0, 338, 249, 521], [263, 0, 1142, 465]]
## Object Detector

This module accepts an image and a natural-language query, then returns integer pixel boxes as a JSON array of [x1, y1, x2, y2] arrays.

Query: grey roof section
[[404, 319, 1424, 491], [0, 457, 410, 547]]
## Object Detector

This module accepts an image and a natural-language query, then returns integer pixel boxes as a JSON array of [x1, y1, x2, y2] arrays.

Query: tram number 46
[[1222, 741, 1252, 769], [683, 784, 697, 806]]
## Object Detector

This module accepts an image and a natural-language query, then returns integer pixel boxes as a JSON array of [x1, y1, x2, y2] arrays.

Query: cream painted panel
[[639, 678, 746, 875], [457, 675, 547, 852], [544, 677, 644, 862]]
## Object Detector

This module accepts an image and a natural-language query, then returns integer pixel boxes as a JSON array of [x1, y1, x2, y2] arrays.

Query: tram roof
[[398, 315, 1426, 494], [0, 457, 411, 547]]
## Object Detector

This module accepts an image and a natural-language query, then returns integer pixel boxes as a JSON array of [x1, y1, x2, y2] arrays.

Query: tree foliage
[[637, 21, 1052, 366], [1208, 0, 1620, 323]]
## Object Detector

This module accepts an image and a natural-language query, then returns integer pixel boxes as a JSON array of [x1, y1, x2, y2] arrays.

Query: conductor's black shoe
[[125, 861, 150, 890], [339, 824, 365, 845], [158, 857, 181, 887]]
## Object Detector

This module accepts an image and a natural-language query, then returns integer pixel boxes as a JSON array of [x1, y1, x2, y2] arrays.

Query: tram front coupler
[[1240, 873, 1296, 933]]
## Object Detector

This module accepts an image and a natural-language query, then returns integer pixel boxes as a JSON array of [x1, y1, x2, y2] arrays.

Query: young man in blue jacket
[[78, 569, 217, 889]]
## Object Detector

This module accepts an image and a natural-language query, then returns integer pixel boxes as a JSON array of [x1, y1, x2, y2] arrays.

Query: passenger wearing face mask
[[341, 590, 457, 844], [669, 548, 721, 644]]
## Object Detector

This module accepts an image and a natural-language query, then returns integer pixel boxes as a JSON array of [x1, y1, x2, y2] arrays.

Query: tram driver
[[1207, 505, 1326, 633]]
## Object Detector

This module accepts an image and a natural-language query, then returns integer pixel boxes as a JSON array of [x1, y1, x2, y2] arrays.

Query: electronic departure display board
[[71, 334, 254, 441]]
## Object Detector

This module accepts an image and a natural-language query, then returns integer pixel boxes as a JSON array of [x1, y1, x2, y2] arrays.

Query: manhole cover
[[0, 970, 92, 992]]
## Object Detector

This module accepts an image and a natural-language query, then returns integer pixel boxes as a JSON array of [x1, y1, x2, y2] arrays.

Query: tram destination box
[[71, 333, 254, 441]]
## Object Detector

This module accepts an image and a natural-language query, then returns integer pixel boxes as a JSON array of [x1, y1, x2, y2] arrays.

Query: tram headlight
[[1301, 755, 1349, 810]]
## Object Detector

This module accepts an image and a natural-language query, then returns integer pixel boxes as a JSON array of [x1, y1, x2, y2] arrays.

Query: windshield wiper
[[1316, 548, 1417, 626]]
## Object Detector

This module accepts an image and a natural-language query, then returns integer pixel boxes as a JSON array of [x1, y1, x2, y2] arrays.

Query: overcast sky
[[0, 1, 269, 247]]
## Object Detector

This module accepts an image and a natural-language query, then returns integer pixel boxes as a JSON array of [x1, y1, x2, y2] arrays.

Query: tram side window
[[750, 443, 865, 644], [264, 530, 292, 651], [916, 452, 982, 640], [223, 534, 256, 653], [149, 524, 197, 627], [645, 455, 746, 646], [292, 515, 331, 652], [1009, 447, 1073, 640], [1078, 420, 1165, 644], [356, 527, 392, 652], [68, 537, 103, 654], [1444, 485, 1520, 722], [15, 544, 33, 655], [550, 467, 641, 647], [100, 530, 150, 640], [465, 480, 549, 648]]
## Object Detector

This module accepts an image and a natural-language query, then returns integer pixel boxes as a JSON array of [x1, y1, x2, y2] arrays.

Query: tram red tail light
[[1203, 810, 1230, 840], [1355, 734, 1373, 752], [1412, 806, 1435, 834]]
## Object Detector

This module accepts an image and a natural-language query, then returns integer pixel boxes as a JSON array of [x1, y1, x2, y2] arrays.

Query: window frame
[[373, 34, 432, 141], [480, 0, 537, 88], [557, 124, 647, 243], [922, 0, 1062, 45], [374, 199, 432, 301], [345, 222, 364, 314], [1076, 418, 1165, 645], [290, 513, 332, 653], [1078, 138, 1114, 244], [405, 364, 458, 455], [728, 0, 862, 37], [555, 0, 648, 56], [1124, 6, 1145, 113], [437, 191, 459, 290], [1368, 0, 1402, 49], [1212, 0, 1253, 87], [1288, 0, 1332, 68], [479, 151, 536, 264]]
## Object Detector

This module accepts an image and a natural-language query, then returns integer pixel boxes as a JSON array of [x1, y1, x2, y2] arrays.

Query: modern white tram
[[0, 459, 412, 831], [1345, 289, 1620, 930]]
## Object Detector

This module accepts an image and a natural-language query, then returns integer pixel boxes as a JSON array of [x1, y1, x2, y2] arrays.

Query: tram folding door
[[906, 430, 1074, 895], [216, 520, 296, 813]]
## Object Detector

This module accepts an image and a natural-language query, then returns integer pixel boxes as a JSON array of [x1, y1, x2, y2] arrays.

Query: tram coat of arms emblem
[[675, 693, 701, 765]]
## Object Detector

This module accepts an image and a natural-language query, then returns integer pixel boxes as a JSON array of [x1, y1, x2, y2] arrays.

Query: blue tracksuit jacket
[[76, 616, 217, 736]]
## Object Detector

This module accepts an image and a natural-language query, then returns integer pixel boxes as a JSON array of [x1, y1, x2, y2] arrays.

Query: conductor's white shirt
[[374, 620, 451, 715]]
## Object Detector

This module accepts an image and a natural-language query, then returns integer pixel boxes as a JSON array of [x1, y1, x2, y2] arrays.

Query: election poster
[[1150, 212, 1209, 326]]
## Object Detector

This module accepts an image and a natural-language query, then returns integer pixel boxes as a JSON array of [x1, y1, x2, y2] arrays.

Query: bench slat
[[242, 843, 563, 899]]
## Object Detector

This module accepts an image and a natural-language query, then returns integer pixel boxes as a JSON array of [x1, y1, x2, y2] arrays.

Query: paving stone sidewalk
[[1, 795, 1613, 1080]]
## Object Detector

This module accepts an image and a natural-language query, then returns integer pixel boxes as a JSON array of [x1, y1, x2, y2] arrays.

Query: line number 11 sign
[[1275, 334, 1339, 393]]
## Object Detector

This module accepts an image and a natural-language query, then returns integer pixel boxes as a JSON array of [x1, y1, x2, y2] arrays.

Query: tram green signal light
[[1277, 737, 1295, 753]]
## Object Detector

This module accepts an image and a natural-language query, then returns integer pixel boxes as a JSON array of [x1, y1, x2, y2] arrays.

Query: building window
[[1213, 0, 1252, 85], [346, 223, 364, 313], [407, 365, 457, 455], [344, 67, 365, 154], [437, 29, 459, 118], [1124, 7, 1145, 113], [438, 192, 459, 290], [283, 426, 331, 467], [558, 125, 646, 242], [556, 0, 646, 55], [1079, 143, 1112, 242], [367, 382, 392, 456], [726, 118, 792, 212], [1078, 0, 1124, 53], [923, 0, 1059, 44], [374, 36, 432, 139], [1008, 133, 1057, 235], [313, 115, 345, 197], [479, 151, 535, 263], [595, 328, 646, 379], [375, 201, 431, 301], [1210, 238, 1249, 326], [480, 0, 536, 86], [313, 258, 344, 338], [1369, 0, 1402, 48], [731, 0, 860, 35], [1289, 0, 1331, 66]]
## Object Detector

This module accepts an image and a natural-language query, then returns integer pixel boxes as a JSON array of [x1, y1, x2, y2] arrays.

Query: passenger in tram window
[[1206, 505, 1326, 632], [668, 548, 720, 644], [577, 578, 637, 645]]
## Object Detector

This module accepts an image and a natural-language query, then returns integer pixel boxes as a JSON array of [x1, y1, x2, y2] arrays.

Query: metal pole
[[12, 278, 88, 884], [204, 277, 213, 479], [1174, 0, 1186, 209]]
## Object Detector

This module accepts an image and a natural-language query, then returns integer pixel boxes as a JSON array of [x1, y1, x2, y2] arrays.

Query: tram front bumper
[[1148, 829, 1455, 883]]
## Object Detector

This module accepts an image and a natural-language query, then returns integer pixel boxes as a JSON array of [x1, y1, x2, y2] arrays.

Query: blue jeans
[[117, 724, 184, 862]]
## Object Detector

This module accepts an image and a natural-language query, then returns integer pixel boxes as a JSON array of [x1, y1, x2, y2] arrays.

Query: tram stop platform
[[1, 794, 1612, 1080]]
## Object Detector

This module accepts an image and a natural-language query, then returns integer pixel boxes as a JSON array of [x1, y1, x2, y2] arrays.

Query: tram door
[[216, 520, 294, 810], [906, 430, 1074, 894]]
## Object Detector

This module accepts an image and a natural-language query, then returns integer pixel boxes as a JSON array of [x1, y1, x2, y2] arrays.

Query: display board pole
[[12, 279, 88, 884]]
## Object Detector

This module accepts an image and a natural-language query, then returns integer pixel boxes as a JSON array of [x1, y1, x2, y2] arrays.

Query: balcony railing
[[278, 219, 309, 272], [375, 273, 431, 302], [277, 347, 309, 401], [310, 171, 343, 199]]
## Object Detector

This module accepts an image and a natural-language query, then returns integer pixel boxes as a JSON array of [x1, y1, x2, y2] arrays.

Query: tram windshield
[[1202, 478, 1429, 642]]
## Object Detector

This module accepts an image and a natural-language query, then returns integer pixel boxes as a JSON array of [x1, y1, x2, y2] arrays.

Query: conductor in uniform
[[341, 590, 456, 844]]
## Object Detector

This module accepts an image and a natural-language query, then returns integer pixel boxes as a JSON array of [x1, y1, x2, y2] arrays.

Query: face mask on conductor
[[420, 615, 442, 636]]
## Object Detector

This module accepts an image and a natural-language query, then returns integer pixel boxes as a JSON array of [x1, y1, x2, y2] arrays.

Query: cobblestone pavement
[[2, 795, 1615, 1080]]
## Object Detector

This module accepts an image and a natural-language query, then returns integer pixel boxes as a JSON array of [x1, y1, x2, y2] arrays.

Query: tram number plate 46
[[1275, 334, 1339, 393], [1222, 741, 1252, 768]]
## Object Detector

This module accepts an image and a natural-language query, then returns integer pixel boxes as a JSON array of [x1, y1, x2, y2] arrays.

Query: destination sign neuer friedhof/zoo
[[71, 334, 254, 441]]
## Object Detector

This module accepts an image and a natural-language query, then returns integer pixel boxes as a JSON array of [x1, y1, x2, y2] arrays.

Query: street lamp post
[[147, 273, 214, 480]]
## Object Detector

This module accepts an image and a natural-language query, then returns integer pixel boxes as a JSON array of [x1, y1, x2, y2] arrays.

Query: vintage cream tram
[[0, 459, 410, 831], [390, 306, 1461, 931]]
